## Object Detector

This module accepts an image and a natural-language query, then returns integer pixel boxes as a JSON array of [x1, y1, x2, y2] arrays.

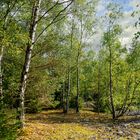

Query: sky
[[97, 0, 139, 13], [92, 0, 140, 50], [107, 0, 132, 11]]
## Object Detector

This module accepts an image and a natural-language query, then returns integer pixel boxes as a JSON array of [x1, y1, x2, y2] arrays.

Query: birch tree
[[102, 3, 122, 119], [17, 0, 73, 127]]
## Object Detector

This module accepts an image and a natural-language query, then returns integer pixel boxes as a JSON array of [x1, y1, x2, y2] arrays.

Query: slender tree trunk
[[17, 0, 41, 128], [62, 82, 65, 113], [65, 66, 70, 114], [109, 47, 115, 119], [0, 13, 9, 104], [0, 46, 4, 103], [76, 49, 80, 113], [97, 61, 101, 114], [65, 14, 74, 114], [76, 17, 82, 113]]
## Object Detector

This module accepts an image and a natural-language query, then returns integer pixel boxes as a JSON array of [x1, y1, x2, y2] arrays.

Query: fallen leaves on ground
[[17, 110, 140, 140]]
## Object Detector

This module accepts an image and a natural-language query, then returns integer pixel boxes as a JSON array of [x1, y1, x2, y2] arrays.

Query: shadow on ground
[[26, 109, 140, 126]]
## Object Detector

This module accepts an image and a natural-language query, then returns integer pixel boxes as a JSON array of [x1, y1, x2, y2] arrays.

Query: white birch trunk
[[0, 14, 8, 103], [18, 0, 42, 128]]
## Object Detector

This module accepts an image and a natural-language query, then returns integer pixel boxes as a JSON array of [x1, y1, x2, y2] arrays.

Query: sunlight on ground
[[17, 110, 140, 140]]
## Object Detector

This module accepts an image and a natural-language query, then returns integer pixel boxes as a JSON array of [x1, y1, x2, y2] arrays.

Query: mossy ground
[[17, 110, 140, 140]]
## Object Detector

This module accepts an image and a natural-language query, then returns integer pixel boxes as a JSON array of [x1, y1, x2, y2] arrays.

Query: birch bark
[[18, 0, 42, 128]]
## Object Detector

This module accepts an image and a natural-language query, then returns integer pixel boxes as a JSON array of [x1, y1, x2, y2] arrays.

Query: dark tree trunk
[[109, 47, 115, 119], [76, 17, 82, 113], [0, 46, 4, 103], [76, 50, 80, 113], [61, 82, 65, 113], [65, 66, 70, 114], [97, 60, 101, 114]]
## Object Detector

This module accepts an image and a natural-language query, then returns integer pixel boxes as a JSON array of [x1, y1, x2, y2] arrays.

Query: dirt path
[[17, 110, 140, 140]]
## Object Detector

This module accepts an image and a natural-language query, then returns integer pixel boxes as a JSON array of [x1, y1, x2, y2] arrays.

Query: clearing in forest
[[18, 110, 140, 140]]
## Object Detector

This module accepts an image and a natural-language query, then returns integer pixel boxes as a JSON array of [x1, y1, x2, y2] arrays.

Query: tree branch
[[34, 0, 73, 44], [36, 0, 59, 24]]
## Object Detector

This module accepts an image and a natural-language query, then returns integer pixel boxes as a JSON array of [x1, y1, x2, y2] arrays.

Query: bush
[[69, 97, 84, 109], [26, 99, 41, 113], [0, 105, 18, 140]]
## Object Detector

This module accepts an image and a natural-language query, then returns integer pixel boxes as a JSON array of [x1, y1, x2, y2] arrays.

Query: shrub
[[0, 104, 18, 140]]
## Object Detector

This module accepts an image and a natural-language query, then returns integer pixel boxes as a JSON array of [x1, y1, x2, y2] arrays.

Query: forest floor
[[17, 109, 140, 140]]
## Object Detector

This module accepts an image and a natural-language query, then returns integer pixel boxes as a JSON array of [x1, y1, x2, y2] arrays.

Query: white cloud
[[96, 0, 106, 13], [129, 0, 140, 9], [89, 0, 140, 51], [119, 7, 139, 48]]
